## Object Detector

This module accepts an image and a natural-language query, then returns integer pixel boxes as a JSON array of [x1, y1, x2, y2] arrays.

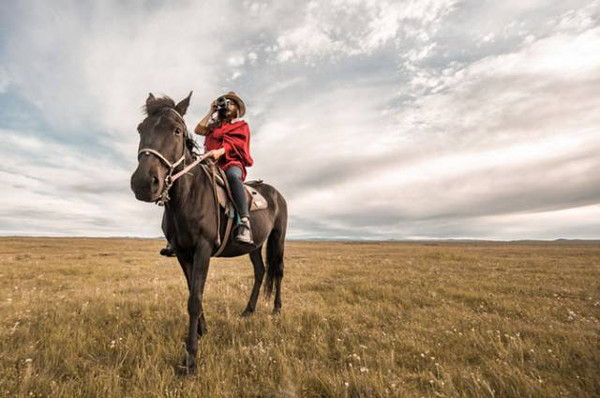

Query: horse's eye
[[174, 128, 182, 135]]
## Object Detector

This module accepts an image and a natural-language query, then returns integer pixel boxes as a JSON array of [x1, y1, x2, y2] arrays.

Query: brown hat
[[219, 91, 246, 118]]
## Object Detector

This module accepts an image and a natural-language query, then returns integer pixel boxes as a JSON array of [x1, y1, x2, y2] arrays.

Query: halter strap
[[138, 148, 185, 169]]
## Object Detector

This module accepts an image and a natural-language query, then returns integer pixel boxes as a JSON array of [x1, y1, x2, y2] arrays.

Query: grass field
[[1, 238, 599, 397]]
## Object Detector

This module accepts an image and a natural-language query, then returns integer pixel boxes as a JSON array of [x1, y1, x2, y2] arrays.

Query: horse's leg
[[184, 239, 211, 374], [178, 259, 206, 337], [241, 246, 265, 317], [176, 253, 192, 292], [266, 228, 286, 315], [176, 254, 206, 339], [273, 268, 284, 315]]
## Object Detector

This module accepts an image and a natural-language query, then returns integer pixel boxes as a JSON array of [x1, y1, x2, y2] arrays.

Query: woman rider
[[196, 91, 254, 245], [160, 91, 254, 257]]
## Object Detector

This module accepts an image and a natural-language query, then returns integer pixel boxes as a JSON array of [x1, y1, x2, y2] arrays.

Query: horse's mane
[[144, 95, 200, 154], [144, 95, 176, 116]]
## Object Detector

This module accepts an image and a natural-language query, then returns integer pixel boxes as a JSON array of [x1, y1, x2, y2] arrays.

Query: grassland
[[0, 237, 599, 397]]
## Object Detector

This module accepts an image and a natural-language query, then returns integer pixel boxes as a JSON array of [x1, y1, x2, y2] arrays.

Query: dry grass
[[1, 237, 599, 397]]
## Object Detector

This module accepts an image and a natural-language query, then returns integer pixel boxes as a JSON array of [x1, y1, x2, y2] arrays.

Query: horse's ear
[[146, 92, 156, 106], [175, 91, 193, 116]]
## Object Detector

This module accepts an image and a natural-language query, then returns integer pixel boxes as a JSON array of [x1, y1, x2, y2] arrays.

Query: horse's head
[[130, 92, 193, 202]]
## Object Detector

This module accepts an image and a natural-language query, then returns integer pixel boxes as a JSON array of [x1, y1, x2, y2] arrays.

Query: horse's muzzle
[[130, 162, 163, 202]]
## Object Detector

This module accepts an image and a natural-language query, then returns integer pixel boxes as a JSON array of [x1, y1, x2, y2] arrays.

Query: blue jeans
[[225, 166, 249, 218]]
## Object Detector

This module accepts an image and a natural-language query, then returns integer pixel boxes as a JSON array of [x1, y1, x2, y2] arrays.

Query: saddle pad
[[214, 179, 268, 212]]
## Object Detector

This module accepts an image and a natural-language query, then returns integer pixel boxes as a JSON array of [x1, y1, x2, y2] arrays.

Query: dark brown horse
[[130, 92, 287, 373]]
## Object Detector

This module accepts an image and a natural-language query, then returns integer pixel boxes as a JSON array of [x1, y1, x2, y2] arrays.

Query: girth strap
[[213, 207, 234, 257], [200, 162, 234, 257]]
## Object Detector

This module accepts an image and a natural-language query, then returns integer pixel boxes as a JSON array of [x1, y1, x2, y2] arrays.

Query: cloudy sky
[[1, 0, 599, 240]]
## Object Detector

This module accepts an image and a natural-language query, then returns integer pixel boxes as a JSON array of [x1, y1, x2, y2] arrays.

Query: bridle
[[137, 108, 211, 206]]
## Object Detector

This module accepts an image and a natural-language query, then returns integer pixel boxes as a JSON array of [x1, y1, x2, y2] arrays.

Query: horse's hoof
[[272, 308, 281, 316], [182, 358, 196, 375], [240, 309, 254, 317], [178, 357, 196, 375]]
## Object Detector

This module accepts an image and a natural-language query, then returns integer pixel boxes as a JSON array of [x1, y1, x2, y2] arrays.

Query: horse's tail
[[264, 195, 287, 301]]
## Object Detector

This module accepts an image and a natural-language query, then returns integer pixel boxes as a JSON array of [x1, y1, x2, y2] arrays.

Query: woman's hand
[[206, 148, 226, 160], [194, 100, 220, 136]]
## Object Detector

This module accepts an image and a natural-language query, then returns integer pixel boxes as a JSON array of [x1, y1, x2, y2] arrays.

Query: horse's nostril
[[151, 175, 160, 192]]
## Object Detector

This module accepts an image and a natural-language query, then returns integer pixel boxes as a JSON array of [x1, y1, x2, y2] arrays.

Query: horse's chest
[[163, 211, 212, 249]]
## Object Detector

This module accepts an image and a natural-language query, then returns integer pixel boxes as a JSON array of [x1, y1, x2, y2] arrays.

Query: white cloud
[[0, 129, 162, 236], [227, 55, 246, 67], [290, 130, 599, 218], [1, 0, 599, 240], [270, 0, 456, 63], [247, 52, 258, 64], [4, 1, 230, 148], [275, 15, 344, 63], [361, 0, 456, 50], [251, 21, 600, 239], [553, 0, 599, 32], [395, 25, 600, 149]]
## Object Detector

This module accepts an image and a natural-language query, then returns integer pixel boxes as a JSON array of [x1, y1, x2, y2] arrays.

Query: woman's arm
[[194, 101, 218, 136]]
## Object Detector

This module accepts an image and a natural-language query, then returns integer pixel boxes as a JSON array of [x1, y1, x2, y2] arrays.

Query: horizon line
[[0, 235, 598, 243]]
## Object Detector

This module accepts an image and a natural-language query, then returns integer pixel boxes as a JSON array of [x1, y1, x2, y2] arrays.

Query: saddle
[[199, 162, 268, 257], [212, 170, 268, 214]]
